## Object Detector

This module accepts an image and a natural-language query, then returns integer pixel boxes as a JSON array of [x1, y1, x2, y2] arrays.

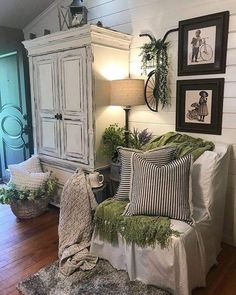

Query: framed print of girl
[[176, 79, 224, 135], [178, 11, 229, 75], [198, 91, 208, 122], [186, 91, 209, 122]]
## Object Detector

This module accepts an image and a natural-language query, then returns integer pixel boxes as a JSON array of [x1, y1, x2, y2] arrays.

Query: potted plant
[[140, 37, 170, 109], [102, 124, 125, 181], [0, 177, 57, 219], [102, 124, 152, 181], [129, 128, 153, 150]]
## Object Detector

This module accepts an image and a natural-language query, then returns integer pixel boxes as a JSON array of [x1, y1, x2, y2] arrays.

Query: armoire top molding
[[23, 24, 132, 56]]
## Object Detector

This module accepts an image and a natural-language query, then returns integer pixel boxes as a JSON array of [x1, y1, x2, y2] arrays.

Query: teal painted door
[[0, 44, 32, 179]]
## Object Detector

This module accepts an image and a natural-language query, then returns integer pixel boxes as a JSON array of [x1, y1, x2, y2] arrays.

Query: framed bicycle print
[[176, 78, 224, 135], [178, 11, 229, 76]]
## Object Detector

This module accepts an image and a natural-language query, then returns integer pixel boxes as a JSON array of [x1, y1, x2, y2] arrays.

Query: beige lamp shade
[[110, 79, 145, 107]]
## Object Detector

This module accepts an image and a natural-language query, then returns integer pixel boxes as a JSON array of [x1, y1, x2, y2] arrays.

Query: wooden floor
[[0, 204, 59, 295], [0, 205, 236, 295]]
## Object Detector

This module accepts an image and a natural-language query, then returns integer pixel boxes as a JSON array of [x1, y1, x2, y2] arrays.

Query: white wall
[[23, 0, 236, 245]]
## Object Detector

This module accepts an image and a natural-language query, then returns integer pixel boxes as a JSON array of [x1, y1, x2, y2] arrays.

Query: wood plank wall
[[23, 0, 236, 245]]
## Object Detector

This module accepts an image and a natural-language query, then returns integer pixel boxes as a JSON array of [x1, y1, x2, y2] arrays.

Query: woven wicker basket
[[10, 198, 49, 219]]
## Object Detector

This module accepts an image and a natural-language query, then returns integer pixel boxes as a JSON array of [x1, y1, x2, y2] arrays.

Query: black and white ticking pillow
[[123, 153, 193, 224], [115, 146, 177, 200]]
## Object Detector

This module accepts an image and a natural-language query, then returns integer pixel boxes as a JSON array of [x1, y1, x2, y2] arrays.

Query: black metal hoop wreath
[[140, 28, 179, 112]]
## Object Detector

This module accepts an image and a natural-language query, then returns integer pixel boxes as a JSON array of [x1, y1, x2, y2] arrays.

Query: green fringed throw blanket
[[95, 199, 180, 249], [143, 131, 215, 161]]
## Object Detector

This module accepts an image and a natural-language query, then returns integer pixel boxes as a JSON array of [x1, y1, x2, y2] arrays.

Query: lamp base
[[123, 107, 131, 147]]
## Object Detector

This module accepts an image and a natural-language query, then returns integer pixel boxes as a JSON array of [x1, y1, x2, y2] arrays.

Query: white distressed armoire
[[23, 25, 131, 204]]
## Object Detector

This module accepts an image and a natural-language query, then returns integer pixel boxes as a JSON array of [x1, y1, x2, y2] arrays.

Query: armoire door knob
[[55, 113, 59, 120]]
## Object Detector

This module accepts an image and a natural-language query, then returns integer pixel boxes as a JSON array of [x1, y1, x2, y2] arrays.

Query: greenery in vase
[[102, 124, 153, 162], [129, 128, 153, 150], [0, 177, 58, 205], [140, 37, 170, 108]]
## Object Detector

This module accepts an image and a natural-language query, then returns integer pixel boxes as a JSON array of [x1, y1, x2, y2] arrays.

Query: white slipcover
[[91, 143, 230, 295]]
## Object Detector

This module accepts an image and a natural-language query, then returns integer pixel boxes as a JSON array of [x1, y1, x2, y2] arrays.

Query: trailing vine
[[140, 38, 170, 108], [0, 178, 58, 205]]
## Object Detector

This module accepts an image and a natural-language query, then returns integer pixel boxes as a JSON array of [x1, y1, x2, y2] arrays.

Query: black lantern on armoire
[[69, 0, 88, 27]]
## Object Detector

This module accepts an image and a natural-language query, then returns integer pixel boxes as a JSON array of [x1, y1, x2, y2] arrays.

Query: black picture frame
[[176, 79, 224, 135], [178, 11, 229, 76]]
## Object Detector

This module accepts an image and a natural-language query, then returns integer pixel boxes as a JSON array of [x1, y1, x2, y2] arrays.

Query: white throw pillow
[[10, 168, 51, 191], [8, 155, 42, 174]]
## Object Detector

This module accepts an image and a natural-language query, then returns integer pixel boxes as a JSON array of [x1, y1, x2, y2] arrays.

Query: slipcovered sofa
[[91, 142, 230, 295]]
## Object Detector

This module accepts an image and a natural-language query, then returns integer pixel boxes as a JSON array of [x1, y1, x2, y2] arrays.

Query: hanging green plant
[[140, 38, 170, 109]]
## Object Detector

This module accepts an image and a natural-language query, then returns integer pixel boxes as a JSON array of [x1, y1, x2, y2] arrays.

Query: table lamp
[[110, 79, 144, 146]]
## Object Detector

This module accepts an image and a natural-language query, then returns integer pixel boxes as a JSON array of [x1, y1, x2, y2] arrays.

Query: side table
[[109, 175, 120, 196], [92, 183, 108, 204], [109, 163, 121, 196]]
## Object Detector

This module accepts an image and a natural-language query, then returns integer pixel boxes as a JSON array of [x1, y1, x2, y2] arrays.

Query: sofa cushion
[[123, 153, 193, 224], [95, 198, 180, 248], [192, 149, 220, 211], [115, 146, 177, 200], [8, 155, 42, 174], [10, 169, 51, 191]]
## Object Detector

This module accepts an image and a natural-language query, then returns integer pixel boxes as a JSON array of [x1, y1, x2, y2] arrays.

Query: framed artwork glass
[[178, 11, 229, 75], [176, 79, 224, 135]]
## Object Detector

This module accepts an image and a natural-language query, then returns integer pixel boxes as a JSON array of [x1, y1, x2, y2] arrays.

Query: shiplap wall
[[23, 0, 236, 245]]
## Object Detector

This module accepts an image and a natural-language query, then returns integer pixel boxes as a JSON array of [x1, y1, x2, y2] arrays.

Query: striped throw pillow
[[124, 153, 193, 224], [115, 146, 177, 200]]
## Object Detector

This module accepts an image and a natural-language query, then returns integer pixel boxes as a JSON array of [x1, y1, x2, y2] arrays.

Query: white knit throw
[[58, 169, 98, 276]]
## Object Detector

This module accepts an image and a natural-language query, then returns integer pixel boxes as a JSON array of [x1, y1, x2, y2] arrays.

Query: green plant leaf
[[0, 177, 58, 205], [140, 37, 171, 108]]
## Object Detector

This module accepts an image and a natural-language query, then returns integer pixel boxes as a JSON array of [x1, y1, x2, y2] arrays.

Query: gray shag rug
[[17, 259, 171, 295]]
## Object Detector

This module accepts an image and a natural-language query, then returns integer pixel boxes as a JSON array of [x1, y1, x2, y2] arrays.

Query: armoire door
[[33, 54, 61, 158], [58, 48, 89, 164]]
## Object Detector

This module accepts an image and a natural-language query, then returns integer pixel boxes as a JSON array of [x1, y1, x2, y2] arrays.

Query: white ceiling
[[0, 0, 56, 29]]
